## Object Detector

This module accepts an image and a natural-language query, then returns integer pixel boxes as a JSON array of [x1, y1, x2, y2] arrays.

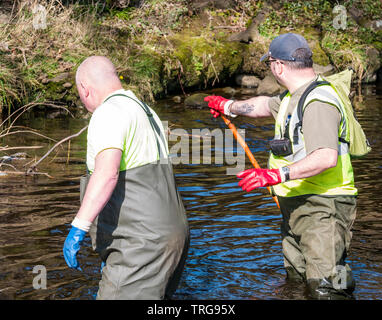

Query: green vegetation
[[0, 0, 380, 115], [254, 0, 381, 82]]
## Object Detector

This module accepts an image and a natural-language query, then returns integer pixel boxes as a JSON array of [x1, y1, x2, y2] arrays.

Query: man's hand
[[237, 168, 282, 192], [204, 96, 234, 118], [63, 226, 86, 270]]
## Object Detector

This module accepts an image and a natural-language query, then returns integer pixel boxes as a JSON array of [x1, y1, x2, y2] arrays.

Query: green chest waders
[[80, 96, 189, 300]]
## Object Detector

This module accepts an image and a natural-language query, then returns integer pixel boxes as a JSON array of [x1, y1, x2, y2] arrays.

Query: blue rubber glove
[[100, 261, 106, 273], [63, 226, 86, 271]]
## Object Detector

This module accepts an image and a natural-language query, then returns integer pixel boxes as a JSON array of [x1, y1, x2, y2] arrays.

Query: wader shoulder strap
[[293, 80, 330, 144], [103, 93, 166, 158], [279, 89, 289, 101]]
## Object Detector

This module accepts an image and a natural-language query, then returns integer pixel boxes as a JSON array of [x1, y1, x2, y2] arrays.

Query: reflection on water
[[0, 84, 382, 300]]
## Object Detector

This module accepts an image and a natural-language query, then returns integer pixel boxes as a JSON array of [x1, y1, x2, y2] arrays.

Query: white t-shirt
[[86, 89, 168, 173]]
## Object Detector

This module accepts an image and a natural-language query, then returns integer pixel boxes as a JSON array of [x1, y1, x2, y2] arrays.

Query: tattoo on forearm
[[231, 103, 255, 115]]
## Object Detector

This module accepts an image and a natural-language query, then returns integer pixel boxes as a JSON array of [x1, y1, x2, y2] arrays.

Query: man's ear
[[274, 61, 284, 77], [80, 81, 89, 98]]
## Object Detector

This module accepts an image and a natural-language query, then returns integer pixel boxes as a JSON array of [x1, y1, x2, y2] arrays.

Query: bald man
[[63, 56, 189, 300]]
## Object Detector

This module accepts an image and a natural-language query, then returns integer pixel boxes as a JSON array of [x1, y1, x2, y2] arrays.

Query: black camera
[[269, 138, 293, 157]]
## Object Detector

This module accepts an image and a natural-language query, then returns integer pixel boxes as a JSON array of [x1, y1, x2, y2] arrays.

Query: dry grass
[[321, 31, 372, 83], [0, 0, 191, 108], [0, 0, 104, 111]]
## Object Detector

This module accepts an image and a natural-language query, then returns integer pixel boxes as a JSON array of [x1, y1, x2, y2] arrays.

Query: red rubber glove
[[237, 168, 282, 192], [204, 95, 229, 118]]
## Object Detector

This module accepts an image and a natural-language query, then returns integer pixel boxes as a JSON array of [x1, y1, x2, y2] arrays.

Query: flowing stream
[[0, 83, 381, 300]]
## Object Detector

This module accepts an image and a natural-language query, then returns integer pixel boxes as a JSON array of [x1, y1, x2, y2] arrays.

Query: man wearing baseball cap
[[205, 33, 358, 299]]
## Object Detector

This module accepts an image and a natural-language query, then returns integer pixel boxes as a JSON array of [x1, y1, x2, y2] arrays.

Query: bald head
[[76, 56, 123, 112], [76, 56, 121, 87]]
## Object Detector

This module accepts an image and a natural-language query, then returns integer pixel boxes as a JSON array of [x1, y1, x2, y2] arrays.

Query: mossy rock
[[118, 47, 166, 101], [38, 72, 79, 104], [282, 26, 320, 41], [311, 40, 331, 66], [169, 32, 244, 89], [240, 41, 269, 78], [184, 93, 209, 109]]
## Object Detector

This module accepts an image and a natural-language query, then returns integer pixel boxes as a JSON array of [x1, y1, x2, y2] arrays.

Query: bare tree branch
[[0, 146, 43, 152], [0, 130, 57, 142], [26, 125, 88, 174], [0, 101, 73, 135]]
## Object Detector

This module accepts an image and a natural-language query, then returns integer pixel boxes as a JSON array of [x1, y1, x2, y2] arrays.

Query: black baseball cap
[[260, 33, 312, 62]]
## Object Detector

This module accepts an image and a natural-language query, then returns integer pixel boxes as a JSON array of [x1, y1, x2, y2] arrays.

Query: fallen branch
[[0, 129, 57, 142], [0, 146, 43, 152], [0, 170, 54, 179], [0, 163, 18, 171], [26, 125, 88, 174], [0, 101, 73, 135]]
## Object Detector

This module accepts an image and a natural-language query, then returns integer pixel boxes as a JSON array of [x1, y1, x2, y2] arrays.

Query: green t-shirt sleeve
[[302, 101, 341, 155]]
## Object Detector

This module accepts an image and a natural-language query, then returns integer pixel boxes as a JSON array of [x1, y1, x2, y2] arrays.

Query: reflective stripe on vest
[[268, 80, 357, 197]]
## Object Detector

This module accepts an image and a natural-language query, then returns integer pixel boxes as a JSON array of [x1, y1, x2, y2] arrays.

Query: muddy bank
[[0, 0, 381, 115]]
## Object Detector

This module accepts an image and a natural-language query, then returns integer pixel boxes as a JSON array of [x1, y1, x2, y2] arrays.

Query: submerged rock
[[184, 93, 209, 108], [235, 74, 261, 88], [172, 96, 182, 103], [237, 87, 258, 96], [256, 74, 284, 96], [221, 87, 236, 96]]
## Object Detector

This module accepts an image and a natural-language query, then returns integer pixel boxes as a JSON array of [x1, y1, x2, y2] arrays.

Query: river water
[[0, 83, 381, 300]]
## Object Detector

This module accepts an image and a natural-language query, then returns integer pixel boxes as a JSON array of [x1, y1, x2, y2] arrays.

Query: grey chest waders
[[80, 94, 189, 300]]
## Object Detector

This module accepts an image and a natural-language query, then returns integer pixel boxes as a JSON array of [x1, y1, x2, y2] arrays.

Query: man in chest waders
[[205, 33, 358, 299], [63, 56, 189, 300]]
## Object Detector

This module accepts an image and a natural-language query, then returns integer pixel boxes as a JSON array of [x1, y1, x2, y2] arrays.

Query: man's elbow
[[325, 149, 338, 169], [107, 169, 120, 184], [93, 166, 120, 184], [102, 170, 120, 193], [312, 148, 338, 171]]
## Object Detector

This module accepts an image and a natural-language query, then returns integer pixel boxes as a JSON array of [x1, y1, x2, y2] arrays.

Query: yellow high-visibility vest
[[268, 77, 357, 197]]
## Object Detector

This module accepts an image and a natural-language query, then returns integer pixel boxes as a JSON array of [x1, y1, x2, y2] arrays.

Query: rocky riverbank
[[0, 0, 381, 116]]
